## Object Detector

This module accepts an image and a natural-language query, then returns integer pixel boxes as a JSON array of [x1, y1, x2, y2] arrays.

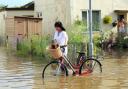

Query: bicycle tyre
[[42, 61, 68, 79], [79, 58, 102, 75]]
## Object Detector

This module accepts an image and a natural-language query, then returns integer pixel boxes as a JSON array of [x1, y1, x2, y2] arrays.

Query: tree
[[0, 4, 8, 10]]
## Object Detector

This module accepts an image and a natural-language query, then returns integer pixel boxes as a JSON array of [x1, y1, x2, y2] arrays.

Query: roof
[[114, 10, 128, 13], [21, 1, 34, 9], [5, 1, 34, 11]]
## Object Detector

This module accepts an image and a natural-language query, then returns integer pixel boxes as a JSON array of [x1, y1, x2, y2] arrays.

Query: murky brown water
[[0, 48, 128, 89]]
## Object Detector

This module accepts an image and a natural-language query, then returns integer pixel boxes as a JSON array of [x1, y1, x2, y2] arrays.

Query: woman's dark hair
[[54, 21, 66, 31]]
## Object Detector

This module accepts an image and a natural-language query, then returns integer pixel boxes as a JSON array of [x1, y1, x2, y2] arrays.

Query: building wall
[[71, 0, 128, 32], [0, 10, 34, 44], [0, 10, 34, 35], [6, 10, 34, 17], [34, 0, 71, 34], [35, 0, 128, 34], [0, 11, 6, 37]]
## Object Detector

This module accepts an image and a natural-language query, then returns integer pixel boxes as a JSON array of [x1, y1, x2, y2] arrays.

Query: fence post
[[16, 37, 20, 50], [30, 39, 34, 56]]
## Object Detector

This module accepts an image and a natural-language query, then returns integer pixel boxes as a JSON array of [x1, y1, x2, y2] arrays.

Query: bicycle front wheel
[[42, 61, 68, 79], [79, 58, 102, 75]]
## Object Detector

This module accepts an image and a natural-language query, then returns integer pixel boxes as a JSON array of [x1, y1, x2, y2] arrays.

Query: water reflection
[[0, 48, 127, 89], [43, 76, 103, 89]]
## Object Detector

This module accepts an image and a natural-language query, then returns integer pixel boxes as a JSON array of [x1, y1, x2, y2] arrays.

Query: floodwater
[[0, 48, 128, 89]]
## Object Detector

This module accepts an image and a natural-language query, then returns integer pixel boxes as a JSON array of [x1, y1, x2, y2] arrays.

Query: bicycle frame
[[62, 55, 76, 74], [60, 55, 97, 75]]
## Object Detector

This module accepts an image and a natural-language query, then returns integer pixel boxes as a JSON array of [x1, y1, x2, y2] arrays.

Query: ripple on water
[[0, 48, 128, 89]]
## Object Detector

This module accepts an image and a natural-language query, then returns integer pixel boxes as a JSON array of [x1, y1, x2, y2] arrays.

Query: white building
[[34, 0, 71, 34], [35, 0, 128, 34]]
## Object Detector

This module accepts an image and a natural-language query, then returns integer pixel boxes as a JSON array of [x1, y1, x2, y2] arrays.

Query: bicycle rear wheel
[[42, 61, 68, 79], [79, 58, 102, 75]]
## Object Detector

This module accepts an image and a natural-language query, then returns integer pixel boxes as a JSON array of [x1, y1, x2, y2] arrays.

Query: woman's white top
[[54, 31, 68, 56]]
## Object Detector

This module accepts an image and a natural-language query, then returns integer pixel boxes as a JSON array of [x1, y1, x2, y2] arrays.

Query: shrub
[[93, 33, 102, 47], [0, 5, 7, 10], [67, 20, 88, 44], [67, 20, 103, 56], [116, 35, 128, 48], [123, 36, 128, 48], [17, 35, 51, 58], [31, 35, 51, 57], [17, 38, 31, 57], [103, 16, 112, 24]]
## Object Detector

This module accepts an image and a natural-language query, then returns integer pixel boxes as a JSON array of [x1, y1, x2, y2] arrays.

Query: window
[[82, 11, 87, 23], [82, 10, 101, 31]]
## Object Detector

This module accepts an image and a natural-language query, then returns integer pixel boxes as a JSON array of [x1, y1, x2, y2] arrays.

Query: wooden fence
[[6, 16, 42, 49]]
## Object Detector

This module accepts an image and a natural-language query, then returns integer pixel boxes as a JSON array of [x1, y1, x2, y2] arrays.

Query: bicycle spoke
[[42, 61, 68, 81], [91, 61, 97, 70], [79, 59, 102, 75]]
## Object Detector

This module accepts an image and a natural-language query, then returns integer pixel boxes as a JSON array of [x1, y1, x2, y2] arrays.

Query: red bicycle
[[42, 47, 102, 78]]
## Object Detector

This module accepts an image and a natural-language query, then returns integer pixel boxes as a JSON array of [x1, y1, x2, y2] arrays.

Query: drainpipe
[[88, 0, 94, 57]]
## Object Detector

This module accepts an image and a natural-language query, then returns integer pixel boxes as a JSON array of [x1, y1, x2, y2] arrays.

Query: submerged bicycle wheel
[[42, 61, 68, 80], [79, 58, 102, 75]]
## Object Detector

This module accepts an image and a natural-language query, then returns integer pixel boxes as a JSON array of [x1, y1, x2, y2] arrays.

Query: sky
[[0, 0, 32, 7]]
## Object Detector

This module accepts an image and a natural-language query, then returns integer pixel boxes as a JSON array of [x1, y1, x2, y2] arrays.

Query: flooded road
[[0, 48, 128, 89]]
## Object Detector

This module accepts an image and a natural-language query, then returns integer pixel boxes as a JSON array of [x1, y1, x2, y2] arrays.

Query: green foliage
[[67, 20, 103, 56], [74, 20, 84, 25], [67, 20, 88, 44], [17, 38, 31, 57], [103, 31, 110, 40], [101, 28, 128, 49], [123, 36, 128, 47], [17, 35, 51, 58], [31, 35, 51, 57], [116, 35, 128, 48], [93, 33, 102, 47], [103, 16, 112, 24], [0, 4, 7, 10]]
